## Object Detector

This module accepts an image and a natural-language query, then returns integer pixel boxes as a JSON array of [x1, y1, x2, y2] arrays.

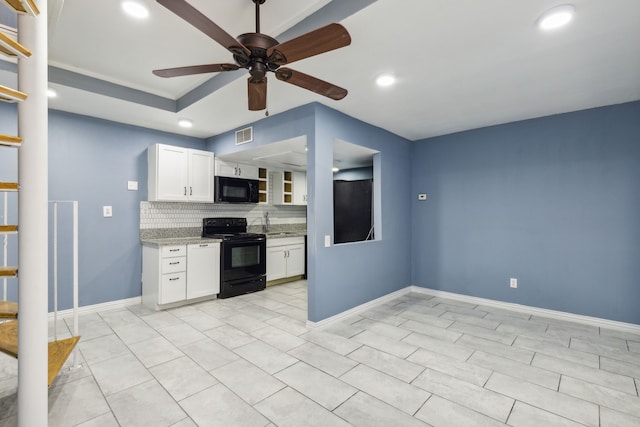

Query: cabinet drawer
[[162, 245, 186, 257], [162, 256, 186, 273], [160, 272, 186, 304]]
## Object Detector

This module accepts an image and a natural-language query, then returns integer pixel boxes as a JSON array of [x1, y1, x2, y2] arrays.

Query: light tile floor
[[1, 281, 639, 426]]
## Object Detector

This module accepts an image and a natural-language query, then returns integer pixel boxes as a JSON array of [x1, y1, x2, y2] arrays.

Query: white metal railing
[[2, 192, 7, 300], [50, 200, 81, 368]]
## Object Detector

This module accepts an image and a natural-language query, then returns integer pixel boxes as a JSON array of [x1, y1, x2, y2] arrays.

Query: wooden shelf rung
[[2, 0, 39, 16], [0, 267, 18, 278], [0, 182, 19, 192], [0, 84, 27, 103], [0, 31, 31, 58], [0, 301, 18, 319], [0, 225, 18, 233], [0, 320, 18, 357], [0, 134, 22, 147], [48, 336, 80, 387]]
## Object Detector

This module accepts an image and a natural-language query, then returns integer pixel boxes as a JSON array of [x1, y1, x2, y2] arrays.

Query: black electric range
[[202, 217, 266, 298]]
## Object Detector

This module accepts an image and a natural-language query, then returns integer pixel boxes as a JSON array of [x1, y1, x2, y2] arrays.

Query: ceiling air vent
[[235, 127, 253, 145]]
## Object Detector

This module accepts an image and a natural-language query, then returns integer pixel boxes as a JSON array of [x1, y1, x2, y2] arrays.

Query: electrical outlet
[[103, 206, 113, 218], [324, 235, 331, 247], [127, 181, 138, 191], [510, 278, 518, 288]]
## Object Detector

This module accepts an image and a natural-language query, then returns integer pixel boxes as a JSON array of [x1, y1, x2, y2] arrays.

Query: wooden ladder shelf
[[0, 134, 22, 147], [0, 225, 18, 233], [0, 182, 19, 191], [0, 267, 18, 278], [1, 0, 39, 16], [0, 321, 81, 386], [0, 31, 31, 58], [0, 301, 18, 318], [0, 84, 27, 103]]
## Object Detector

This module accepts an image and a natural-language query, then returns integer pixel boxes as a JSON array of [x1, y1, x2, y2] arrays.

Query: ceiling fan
[[152, 0, 351, 111]]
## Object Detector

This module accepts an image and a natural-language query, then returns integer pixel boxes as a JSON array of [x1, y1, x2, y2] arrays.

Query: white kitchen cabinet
[[148, 144, 214, 202], [272, 170, 307, 205], [271, 171, 293, 205], [266, 236, 305, 281], [292, 171, 307, 205], [215, 159, 259, 179], [143, 244, 187, 307], [187, 242, 220, 299], [142, 241, 221, 310]]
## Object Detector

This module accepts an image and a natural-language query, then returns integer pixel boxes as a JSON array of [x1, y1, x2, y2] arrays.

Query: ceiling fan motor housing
[[234, 33, 280, 80]]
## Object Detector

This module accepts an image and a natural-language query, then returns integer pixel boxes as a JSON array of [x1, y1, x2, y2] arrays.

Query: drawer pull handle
[[169, 277, 179, 281], [199, 244, 208, 247], [169, 249, 180, 252], [169, 261, 180, 265]]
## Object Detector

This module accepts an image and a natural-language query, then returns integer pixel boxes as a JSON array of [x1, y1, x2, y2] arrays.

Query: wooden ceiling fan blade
[[267, 23, 351, 66], [275, 68, 347, 100], [156, 0, 250, 58], [153, 64, 239, 78], [248, 77, 267, 111]]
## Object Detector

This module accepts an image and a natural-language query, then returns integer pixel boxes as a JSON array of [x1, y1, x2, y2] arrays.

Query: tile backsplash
[[140, 201, 306, 230]]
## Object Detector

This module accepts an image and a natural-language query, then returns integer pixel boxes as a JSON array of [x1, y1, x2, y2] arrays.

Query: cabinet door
[[286, 243, 305, 277], [188, 150, 214, 202], [160, 272, 186, 304], [236, 162, 259, 179], [266, 246, 287, 281], [154, 145, 189, 201], [187, 243, 220, 299], [215, 159, 238, 177], [292, 171, 307, 205]]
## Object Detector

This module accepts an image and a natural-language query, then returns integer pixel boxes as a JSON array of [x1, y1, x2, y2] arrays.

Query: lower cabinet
[[266, 237, 305, 282], [142, 242, 220, 309]]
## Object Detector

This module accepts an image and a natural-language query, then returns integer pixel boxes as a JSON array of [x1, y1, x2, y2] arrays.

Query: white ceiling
[[3, 0, 640, 141]]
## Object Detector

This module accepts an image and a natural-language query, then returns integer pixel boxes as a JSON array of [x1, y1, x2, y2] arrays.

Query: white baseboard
[[306, 285, 640, 335], [412, 286, 640, 335], [48, 296, 142, 321], [306, 287, 412, 329]]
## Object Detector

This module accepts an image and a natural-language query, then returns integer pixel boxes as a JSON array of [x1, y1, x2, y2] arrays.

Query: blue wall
[[1, 103, 206, 310], [209, 103, 413, 321], [411, 101, 640, 324]]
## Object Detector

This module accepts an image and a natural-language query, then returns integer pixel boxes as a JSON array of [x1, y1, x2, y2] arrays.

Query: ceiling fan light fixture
[[332, 167, 340, 172], [122, 1, 149, 19], [178, 119, 193, 128], [376, 74, 396, 87], [47, 88, 57, 98], [537, 4, 575, 31]]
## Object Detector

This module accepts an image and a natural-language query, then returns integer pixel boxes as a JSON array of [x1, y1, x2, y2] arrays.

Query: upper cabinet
[[292, 171, 307, 205], [148, 144, 214, 202], [272, 170, 307, 206], [214, 159, 259, 180]]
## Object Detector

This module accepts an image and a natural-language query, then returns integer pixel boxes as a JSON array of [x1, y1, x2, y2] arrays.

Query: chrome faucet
[[263, 211, 270, 233]]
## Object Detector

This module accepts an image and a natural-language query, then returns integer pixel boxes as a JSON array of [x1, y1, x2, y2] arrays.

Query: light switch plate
[[127, 181, 138, 191], [324, 235, 331, 247], [418, 193, 427, 201], [103, 206, 113, 217]]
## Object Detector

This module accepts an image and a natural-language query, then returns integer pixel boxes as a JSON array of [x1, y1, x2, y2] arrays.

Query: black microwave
[[214, 176, 259, 203]]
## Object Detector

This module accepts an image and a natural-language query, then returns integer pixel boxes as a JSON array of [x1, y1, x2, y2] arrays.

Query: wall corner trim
[[412, 286, 640, 334], [306, 286, 413, 329]]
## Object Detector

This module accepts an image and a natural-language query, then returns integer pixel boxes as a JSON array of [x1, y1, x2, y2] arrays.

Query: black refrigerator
[[333, 179, 373, 244]]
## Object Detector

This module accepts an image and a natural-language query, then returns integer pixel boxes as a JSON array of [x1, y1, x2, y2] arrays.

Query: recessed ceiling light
[[376, 74, 396, 87], [122, 1, 149, 19], [537, 4, 575, 31], [47, 88, 57, 98], [178, 119, 193, 128]]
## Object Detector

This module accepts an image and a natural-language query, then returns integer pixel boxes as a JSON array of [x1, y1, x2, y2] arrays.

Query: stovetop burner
[[202, 217, 265, 241]]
